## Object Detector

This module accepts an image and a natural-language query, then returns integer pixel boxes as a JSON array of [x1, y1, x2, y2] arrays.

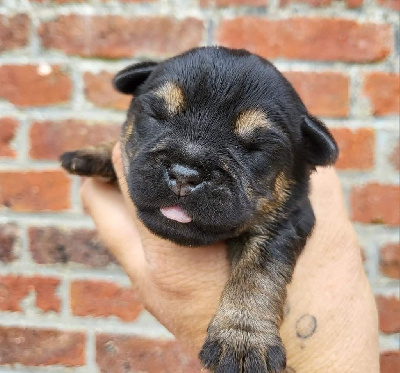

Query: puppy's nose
[[167, 164, 202, 197]]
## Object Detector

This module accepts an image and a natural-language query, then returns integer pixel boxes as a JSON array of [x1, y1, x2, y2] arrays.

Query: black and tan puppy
[[61, 47, 338, 373]]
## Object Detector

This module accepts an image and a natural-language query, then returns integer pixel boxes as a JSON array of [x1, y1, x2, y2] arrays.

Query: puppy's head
[[114, 47, 338, 246]]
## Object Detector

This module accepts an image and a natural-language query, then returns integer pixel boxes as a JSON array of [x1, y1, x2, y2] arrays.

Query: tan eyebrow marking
[[154, 82, 185, 115], [235, 109, 272, 137]]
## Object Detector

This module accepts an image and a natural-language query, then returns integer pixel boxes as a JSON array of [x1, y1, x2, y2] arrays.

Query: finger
[[310, 167, 348, 219], [80, 178, 146, 282], [112, 142, 131, 202], [306, 166, 359, 259]]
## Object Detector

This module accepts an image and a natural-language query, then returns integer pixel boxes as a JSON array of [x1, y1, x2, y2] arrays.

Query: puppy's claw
[[60, 152, 89, 175], [199, 340, 222, 371], [215, 350, 240, 373], [60, 149, 116, 181], [266, 345, 286, 373], [199, 337, 284, 373]]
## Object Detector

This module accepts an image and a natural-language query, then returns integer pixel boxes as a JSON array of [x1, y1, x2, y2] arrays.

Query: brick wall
[[0, 0, 399, 372]]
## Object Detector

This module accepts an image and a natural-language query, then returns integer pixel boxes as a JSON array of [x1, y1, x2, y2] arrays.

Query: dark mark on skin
[[284, 367, 296, 373], [296, 314, 317, 339]]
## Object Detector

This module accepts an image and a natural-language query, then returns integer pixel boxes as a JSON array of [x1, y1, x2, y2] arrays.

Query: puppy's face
[[115, 48, 337, 246]]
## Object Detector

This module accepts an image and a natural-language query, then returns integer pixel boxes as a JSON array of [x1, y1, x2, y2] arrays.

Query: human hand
[[80, 142, 379, 372]]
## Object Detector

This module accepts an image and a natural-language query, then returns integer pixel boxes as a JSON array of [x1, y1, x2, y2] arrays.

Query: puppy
[[61, 47, 338, 373]]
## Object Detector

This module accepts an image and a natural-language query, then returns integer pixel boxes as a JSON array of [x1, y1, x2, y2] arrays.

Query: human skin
[[80, 143, 379, 372]]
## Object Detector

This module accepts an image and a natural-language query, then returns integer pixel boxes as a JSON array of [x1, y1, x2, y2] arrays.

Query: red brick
[[381, 351, 400, 373], [29, 120, 119, 160], [0, 117, 18, 158], [0, 275, 60, 312], [364, 72, 400, 116], [0, 171, 71, 212], [201, 0, 267, 6], [39, 16, 204, 58], [0, 14, 29, 51], [96, 335, 202, 373], [377, 0, 400, 10], [380, 243, 400, 279], [376, 296, 400, 333], [346, 0, 363, 7], [351, 184, 400, 226], [217, 17, 392, 63], [0, 327, 85, 366], [330, 128, 375, 170], [0, 224, 19, 263], [284, 72, 349, 117], [390, 143, 400, 171], [84, 72, 131, 110], [280, 0, 331, 7], [70, 280, 143, 321], [280, 0, 364, 6], [0, 65, 72, 107], [29, 226, 117, 267]]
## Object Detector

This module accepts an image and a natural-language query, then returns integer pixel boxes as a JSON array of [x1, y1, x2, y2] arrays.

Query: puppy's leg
[[60, 141, 117, 182], [199, 204, 315, 373]]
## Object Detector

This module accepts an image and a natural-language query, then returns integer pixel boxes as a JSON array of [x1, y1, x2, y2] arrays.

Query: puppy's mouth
[[160, 205, 192, 223]]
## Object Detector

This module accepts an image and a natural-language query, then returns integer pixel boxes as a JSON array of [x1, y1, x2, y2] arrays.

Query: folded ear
[[301, 115, 338, 166], [113, 61, 158, 95]]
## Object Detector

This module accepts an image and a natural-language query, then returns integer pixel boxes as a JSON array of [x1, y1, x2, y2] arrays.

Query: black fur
[[116, 47, 337, 248], [64, 47, 338, 373]]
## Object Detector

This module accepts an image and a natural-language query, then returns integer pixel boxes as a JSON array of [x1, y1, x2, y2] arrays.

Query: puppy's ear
[[301, 114, 338, 166], [113, 61, 158, 94]]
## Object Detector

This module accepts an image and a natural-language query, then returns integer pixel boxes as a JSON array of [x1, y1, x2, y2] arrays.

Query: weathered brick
[[364, 72, 400, 116], [0, 275, 60, 312], [0, 117, 18, 158], [280, 0, 331, 7], [201, 0, 267, 6], [96, 335, 202, 373], [29, 226, 117, 267], [284, 71, 349, 117], [380, 351, 400, 373], [40, 16, 204, 58], [351, 184, 400, 226], [390, 143, 400, 171], [280, 0, 363, 6], [29, 120, 120, 160], [0, 171, 71, 212], [346, 0, 363, 7], [84, 72, 131, 110], [380, 243, 400, 279], [0, 327, 85, 366], [330, 128, 375, 170], [0, 224, 19, 263], [217, 17, 392, 62], [376, 296, 400, 334], [70, 280, 143, 321], [0, 65, 72, 107], [0, 14, 29, 52], [377, 0, 400, 10]]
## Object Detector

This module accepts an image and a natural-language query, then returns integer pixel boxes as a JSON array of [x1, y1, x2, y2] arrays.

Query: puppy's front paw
[[199, 324, 286, 373], [60, 145, 116, 181]]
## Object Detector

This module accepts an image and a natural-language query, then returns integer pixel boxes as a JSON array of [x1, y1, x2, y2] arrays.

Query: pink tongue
[[160, 206, 192, 223]]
